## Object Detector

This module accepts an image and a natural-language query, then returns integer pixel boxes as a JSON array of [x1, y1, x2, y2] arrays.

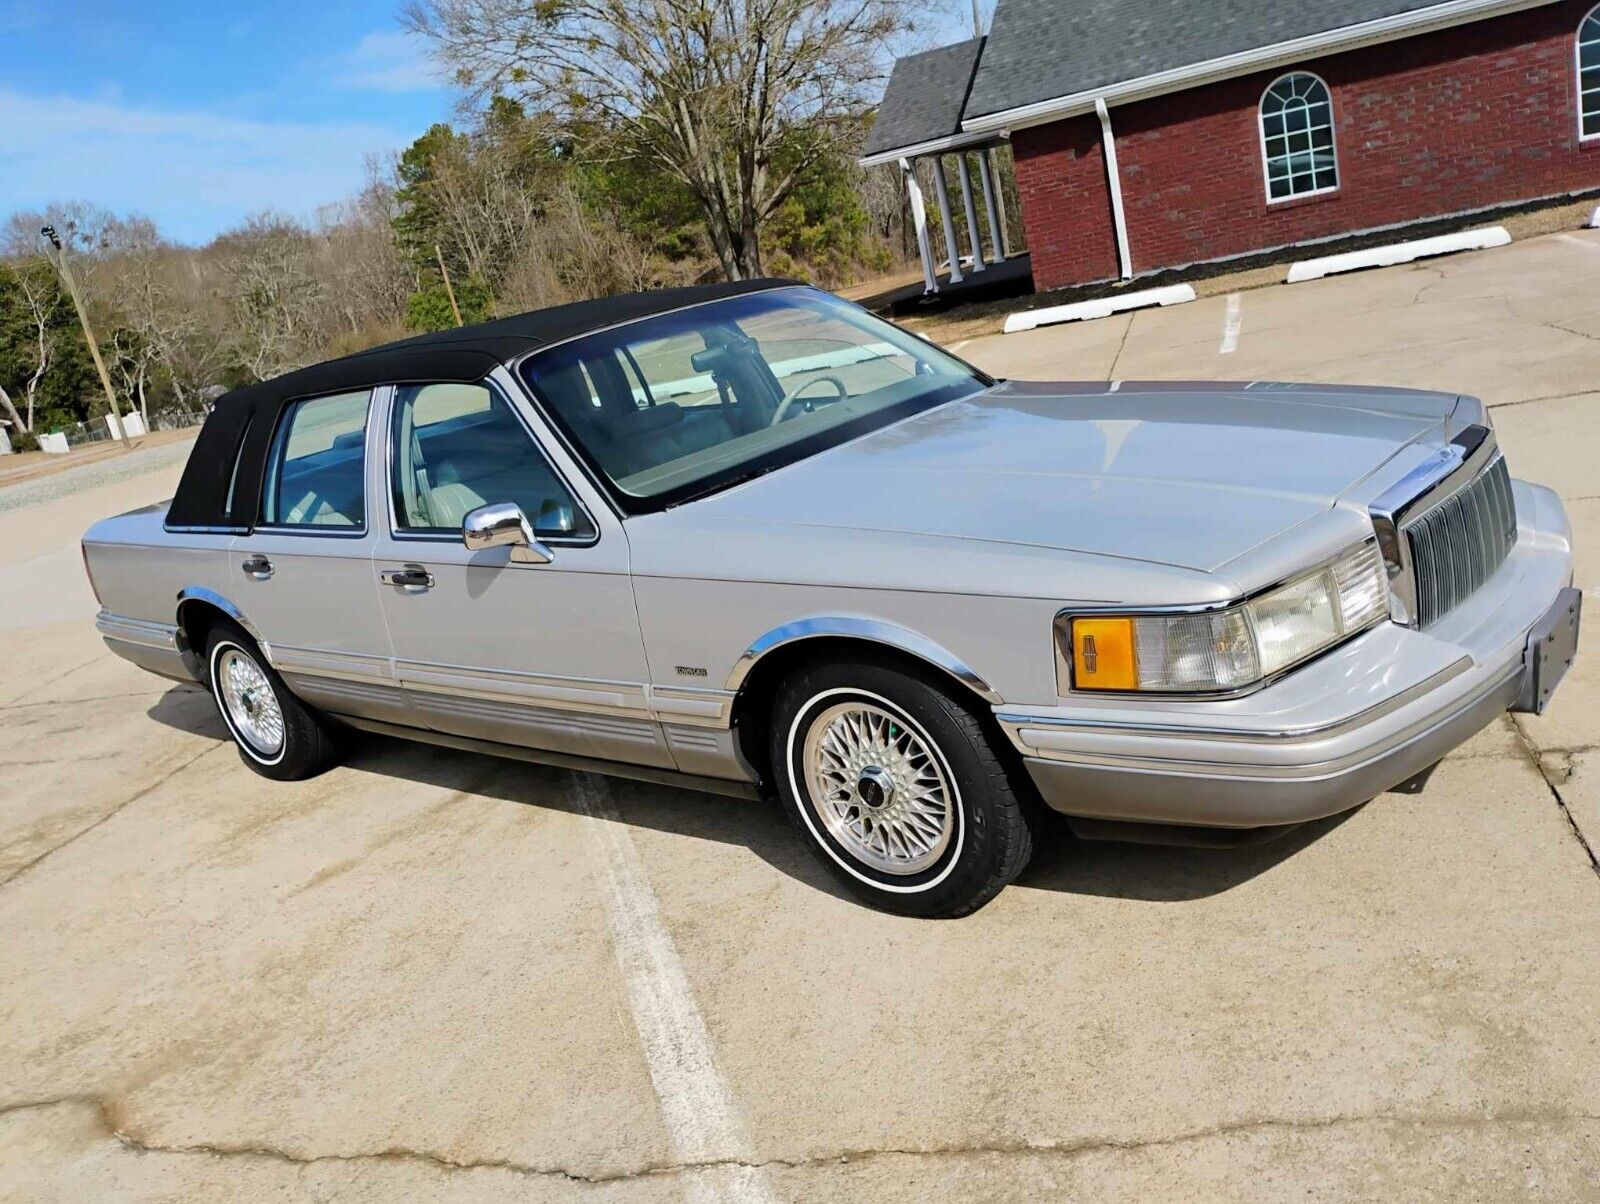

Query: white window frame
[[1579, 4, 1600, 142], [1258, 71, 1341, 204]]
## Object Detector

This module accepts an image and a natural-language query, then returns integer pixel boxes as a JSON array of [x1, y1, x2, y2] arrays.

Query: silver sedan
[[83, 282, 1579, 916]]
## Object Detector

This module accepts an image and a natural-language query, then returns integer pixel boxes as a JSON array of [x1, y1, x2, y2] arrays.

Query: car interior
[[534, 334, 779, 482], [393, 384, 592, 538]]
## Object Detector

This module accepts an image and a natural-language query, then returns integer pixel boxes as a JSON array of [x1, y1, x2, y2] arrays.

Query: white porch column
[[900, 157, 938, 295], [956, 153, 986, 273], [930, 157, 964, 284], [977, 150, 1006, 265]]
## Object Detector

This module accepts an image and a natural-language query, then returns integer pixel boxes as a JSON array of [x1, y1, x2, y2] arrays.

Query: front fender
[[724, 616, 1003, 704]]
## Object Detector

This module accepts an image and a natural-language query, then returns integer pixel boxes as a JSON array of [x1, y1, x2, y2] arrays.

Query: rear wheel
[[771, 658, 1034, 917], [206, 619, 339, 780]]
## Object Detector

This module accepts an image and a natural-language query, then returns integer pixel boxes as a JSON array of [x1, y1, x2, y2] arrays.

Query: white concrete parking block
[[1588, 205, 1600, 229], [1003, 284, 1196, 334], [1286, 226, 1511, 283]]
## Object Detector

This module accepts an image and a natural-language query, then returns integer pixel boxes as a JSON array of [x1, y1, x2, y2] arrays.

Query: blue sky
[[0, 0, 453, 244], [0, 1, 984, 247]]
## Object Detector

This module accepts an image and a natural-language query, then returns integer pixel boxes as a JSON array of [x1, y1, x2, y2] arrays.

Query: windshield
[[519, 287, 988, 512]]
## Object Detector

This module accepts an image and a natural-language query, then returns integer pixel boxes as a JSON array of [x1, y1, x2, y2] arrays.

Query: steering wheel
[[770, 374, 849, 425]]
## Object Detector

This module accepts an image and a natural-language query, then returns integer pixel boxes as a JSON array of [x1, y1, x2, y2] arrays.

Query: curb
[[1286, 226, 1511, 283], [1003, 284, 1197, 334]]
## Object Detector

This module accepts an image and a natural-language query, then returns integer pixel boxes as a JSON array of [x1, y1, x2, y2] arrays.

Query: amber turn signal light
[[1071, 617, 1138, 690]]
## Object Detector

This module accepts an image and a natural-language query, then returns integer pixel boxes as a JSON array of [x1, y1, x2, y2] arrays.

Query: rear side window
[[261, 390, 371, 528]]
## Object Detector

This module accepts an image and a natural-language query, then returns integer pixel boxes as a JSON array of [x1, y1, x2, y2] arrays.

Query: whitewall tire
[[205, 618, 339, 781], [771, 656, 1034, 917]]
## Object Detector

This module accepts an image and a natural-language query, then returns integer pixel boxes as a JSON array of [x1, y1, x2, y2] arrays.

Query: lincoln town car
[[81, 281, 1580, 916]]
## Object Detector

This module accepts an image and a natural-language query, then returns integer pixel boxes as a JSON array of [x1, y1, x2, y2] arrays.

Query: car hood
[[678, 380, 1459, 573]]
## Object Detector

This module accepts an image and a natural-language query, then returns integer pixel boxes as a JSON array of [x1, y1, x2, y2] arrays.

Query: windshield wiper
[[666, 463, 783, 508]]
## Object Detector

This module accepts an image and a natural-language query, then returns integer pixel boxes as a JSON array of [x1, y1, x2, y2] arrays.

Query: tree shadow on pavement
[[148, 686, 1351, 909]]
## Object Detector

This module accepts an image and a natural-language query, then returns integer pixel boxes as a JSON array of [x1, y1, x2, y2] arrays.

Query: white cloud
[[336, 30, 446, 94], [0, 89, 411, 244]]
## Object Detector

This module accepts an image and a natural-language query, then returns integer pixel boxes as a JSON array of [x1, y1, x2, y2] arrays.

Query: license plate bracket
[[1514, 587, 1582, 715]]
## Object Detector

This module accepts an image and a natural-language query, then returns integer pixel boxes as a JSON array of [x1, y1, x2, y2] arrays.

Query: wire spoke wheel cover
[[216, 647, 285, 758], [801, 700, 955, 875]]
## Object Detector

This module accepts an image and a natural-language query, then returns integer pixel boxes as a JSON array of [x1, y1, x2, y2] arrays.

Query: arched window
[[1259, 73, 1339, 201], [1580, 5, 1600, 140]]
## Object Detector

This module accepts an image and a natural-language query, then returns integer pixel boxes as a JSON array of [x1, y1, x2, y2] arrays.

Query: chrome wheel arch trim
[[175, 586, 271, 662], [725, 617, 1004, 705]]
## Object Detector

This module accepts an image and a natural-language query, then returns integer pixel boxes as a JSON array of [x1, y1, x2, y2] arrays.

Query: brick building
[[863, 0, 1600, 294]]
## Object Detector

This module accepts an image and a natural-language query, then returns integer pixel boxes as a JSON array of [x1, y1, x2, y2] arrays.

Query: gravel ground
[[0, 437, 195, 517]]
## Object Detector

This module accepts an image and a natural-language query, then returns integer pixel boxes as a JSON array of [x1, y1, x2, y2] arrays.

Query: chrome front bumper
[[1001, 482, 1577, 830]]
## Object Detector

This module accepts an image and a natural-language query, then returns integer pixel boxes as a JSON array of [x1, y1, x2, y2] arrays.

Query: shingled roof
[[862, 0, 1563, 162], [964, 0, 1560, 123], [860, 37, 987, 161]]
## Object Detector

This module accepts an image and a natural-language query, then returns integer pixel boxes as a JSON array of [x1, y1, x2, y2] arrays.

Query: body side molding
[[725, 616, 1004, 705]]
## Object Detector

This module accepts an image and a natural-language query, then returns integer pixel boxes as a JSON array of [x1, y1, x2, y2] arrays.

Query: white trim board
[[1285, 225, 1510, 283], [859, 131, 1001, 169], [1003, 284, 1196, 334]]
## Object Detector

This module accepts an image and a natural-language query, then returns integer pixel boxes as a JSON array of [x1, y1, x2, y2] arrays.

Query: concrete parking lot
[[3, 229, 1599, 1202]]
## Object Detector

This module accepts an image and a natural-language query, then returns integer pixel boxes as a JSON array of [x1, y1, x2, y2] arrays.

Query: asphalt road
[[2, 229, 1598, 1202]]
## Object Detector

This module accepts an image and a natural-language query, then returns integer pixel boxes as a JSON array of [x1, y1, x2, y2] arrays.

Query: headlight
[[1066, 540, 1389, 694]]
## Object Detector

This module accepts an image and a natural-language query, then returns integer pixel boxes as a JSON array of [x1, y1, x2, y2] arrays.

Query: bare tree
[[98, 217, 175, 426], [7, 262, 57, 433], [213, 213, 327, 382], [316, 175, 417, 343], [405, 0, 923, 280], [0, 381, 22, 440]]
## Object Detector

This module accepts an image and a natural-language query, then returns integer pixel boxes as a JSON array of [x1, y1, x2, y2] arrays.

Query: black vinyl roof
[[167, 278, 797, 529]]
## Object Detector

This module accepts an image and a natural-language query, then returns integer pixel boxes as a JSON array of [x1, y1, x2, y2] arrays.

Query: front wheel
[[771, 658, 1034, 917], [206, 618, 339, 780]]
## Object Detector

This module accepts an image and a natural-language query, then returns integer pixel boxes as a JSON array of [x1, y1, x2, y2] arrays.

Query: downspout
[[1095, 98, 1134, 281]]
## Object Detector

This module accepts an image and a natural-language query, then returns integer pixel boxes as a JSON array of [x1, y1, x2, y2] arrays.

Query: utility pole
[[435, 244, 464, 327], [41, 225, 134, 451], [972, 0, 983, 36]]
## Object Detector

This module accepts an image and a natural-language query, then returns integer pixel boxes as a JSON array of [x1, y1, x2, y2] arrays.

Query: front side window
[[1260, 72, 1339, 201], [261, 390, 370, 528], [520, 287, 987, 512], [390, 381, 596, 540], [1580, 6, 1600, 139]]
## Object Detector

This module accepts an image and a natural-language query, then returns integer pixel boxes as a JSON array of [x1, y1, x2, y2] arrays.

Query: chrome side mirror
[[462, 502, 552, 565]]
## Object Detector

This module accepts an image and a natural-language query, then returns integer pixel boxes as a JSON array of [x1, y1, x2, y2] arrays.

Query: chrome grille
[[1403, 455, 1516, 628]]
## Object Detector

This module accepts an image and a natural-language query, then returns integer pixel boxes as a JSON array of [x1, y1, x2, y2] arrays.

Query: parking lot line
[[1219, 292, 1243, 354], [570, 772, 778, 1202]]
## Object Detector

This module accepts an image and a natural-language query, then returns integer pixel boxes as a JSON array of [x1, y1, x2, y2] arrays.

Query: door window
[[389, 382, 596, 540], [261, 390, 371, 528]]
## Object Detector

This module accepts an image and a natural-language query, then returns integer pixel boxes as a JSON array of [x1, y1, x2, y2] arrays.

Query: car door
[[228, 387, 411, 726], [369, 370, 669, 767]]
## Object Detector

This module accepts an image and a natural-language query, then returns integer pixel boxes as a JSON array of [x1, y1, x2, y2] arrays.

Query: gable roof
[[963, 0, 1558, 129], [860, 37, 988, 162]]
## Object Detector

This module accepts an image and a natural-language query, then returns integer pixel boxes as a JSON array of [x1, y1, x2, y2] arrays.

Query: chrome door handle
[[241, 555, 273, 580], [380, 565, 434, 591]]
